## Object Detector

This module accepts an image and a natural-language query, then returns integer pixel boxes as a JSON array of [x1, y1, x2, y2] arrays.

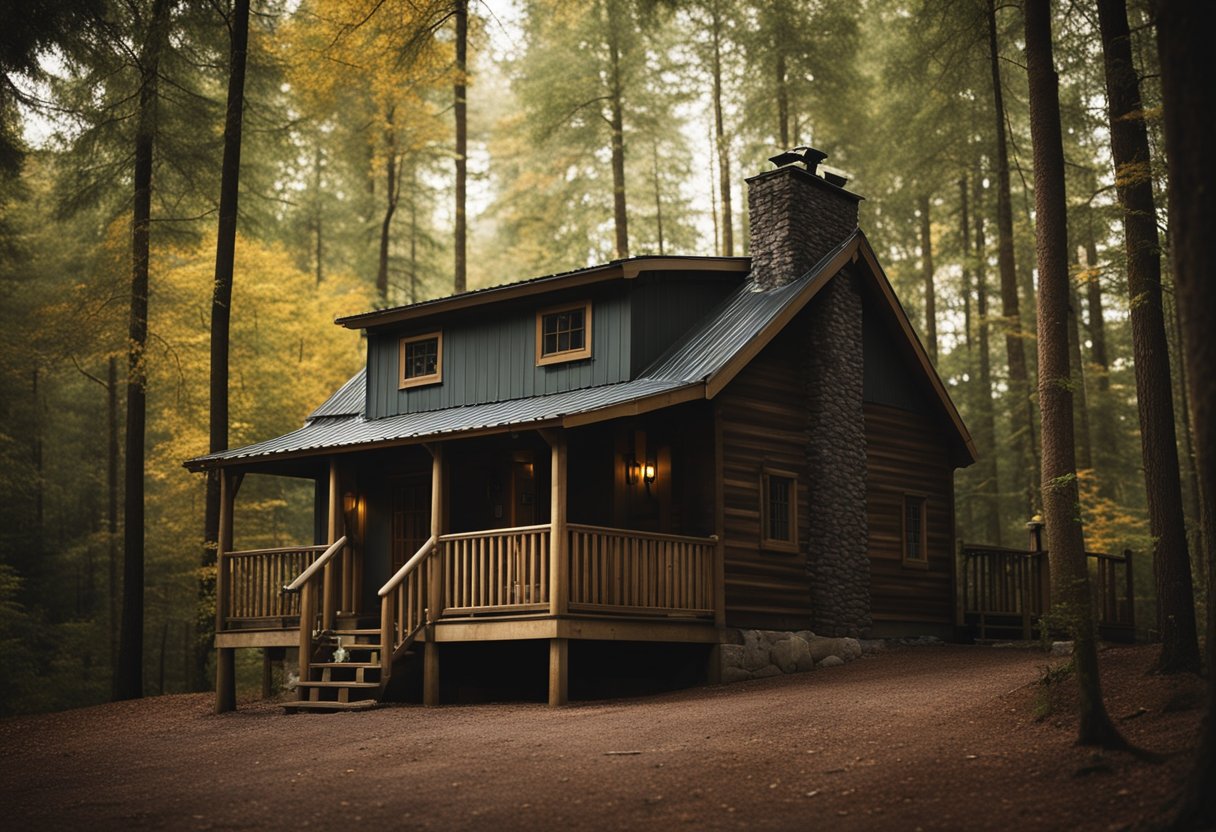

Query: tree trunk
[[1067, 283, 1093, 472], [711, 3, 732, 256], [776, 51, 789, 148], [919, 194, 937, 362], [708, 125, 719, 256], [454, 0, 467, 293], [1154, 0, 1216, 823], [1082, 208, 1117, 500], [987, 0, 1037, 519], [651, 141, 664, 255], [1096, 0, 1199, 674], [960, 176, 972, 354], [1025, 0, 1124, 749], [107, 355, 119, 677], [199, 0, 250, 695], [607, 15, 628, 260], [409, 164, 419, 304], [376, 110, 398, 301], [116, 0, 172, 703], [314, 144, 323, 286], [974, 178, 1002, 547]]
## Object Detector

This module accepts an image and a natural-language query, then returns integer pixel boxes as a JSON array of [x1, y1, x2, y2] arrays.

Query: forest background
[[0, 0, 1205, 713]]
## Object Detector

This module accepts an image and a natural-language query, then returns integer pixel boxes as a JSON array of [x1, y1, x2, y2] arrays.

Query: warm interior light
[[643, 462, 657, 484], [342, 491, 358, 516]]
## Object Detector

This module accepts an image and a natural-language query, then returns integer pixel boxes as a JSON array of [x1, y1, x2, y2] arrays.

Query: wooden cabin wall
[[366, 289, 633, 419], [716, 328, 813, 631], [863, 403, 956, 634]]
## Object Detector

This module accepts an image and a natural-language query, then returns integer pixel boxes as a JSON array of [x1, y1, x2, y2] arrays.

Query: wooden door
[[510, 453, 536, 527], [391, 476, 430, 572]]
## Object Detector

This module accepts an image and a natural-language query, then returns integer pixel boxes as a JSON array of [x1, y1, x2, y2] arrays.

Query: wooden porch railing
[[566, 524, 717, 617], [218, 544, 328, 629], [959, 544, 1134, 641], [440, 525, 551, 614], [377, 535, 437, 682], [282, 535, 348, 689]]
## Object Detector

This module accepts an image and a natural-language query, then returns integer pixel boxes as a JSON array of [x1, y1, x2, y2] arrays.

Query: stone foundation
[[718, 628, 863, 683]]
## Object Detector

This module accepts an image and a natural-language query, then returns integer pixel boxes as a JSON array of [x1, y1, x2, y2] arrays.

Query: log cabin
[[185, 147, 976, 712]]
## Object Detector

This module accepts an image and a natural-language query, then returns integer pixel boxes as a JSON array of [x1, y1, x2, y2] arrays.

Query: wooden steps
[[283, 699, 379, 714]]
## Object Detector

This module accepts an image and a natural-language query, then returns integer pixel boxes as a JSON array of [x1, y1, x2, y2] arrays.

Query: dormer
[[336, 258, 750, 420]]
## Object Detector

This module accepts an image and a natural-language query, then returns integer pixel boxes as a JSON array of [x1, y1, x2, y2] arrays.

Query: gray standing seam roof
[[184, 232, 859, 470]]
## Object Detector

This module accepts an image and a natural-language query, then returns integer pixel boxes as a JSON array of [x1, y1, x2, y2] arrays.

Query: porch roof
[[184, 228, 977, 471]]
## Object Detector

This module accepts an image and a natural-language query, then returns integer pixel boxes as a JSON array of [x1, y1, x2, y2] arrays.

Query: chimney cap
[[768, 146, 828, 172]]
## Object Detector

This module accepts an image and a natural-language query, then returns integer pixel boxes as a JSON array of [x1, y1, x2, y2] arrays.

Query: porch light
[[343, 491, 358, 516], [643, 461, 657, 485]]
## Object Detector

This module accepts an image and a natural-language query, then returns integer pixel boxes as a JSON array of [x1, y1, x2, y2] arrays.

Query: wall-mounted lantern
[[643, 460, 657, 485]]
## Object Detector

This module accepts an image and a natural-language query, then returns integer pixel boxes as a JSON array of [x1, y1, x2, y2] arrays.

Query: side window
[[760, 468, 799, 553], [399, 331, 442, 389], [536, 301, 593, 365], [902, 495, 928, 566]]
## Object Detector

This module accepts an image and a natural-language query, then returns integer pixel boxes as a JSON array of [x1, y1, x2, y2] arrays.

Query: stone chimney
[[746, 147, 862, 290], [748, 148, 871, 637]]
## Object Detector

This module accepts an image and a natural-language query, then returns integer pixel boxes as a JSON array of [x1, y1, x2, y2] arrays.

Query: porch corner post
[[322, 458, 339, 631], [548, 637, 568, 707], [712, 404, 727, 629], [424, 443, 445, 707], [549, 432, 568, 617], [214, 469, 236, 713]]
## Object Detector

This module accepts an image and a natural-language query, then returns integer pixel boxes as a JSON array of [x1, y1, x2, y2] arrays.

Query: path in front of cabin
[[0, 646, 1185, 831]]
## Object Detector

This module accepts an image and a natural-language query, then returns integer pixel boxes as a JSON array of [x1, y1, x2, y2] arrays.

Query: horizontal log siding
[[717, 334, 812, 630], [864, 402, 955, 627]]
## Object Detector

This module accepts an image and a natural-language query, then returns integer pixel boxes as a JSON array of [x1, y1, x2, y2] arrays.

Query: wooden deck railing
[[439, 525, 551, 614], [378, 535, 437, 681], [566, 524, 717, 617], [219, 544, 328, 629], [959, 544, 1134, 641]]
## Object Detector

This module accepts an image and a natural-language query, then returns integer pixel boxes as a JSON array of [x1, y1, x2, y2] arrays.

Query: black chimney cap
[[768, 146, 829, 172]]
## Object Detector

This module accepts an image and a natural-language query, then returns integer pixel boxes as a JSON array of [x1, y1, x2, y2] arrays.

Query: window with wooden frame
[[760, 468, 799, 553], [398, 331, 442, 389], [536, 300, 592, 366], [901, 495, 928, 567]]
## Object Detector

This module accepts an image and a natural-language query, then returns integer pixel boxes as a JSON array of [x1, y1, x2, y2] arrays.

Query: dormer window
[[399, 331, 442, 389], [536, 300, 593, 366]]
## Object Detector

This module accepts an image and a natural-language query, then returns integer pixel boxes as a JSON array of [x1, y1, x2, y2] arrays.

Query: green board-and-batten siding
[[363, 274, 736, 420]]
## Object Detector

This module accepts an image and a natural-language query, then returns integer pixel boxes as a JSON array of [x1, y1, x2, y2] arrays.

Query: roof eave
[[334, 256, 751, 331]]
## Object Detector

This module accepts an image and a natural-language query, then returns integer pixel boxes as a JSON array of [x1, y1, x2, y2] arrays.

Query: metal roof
[[333, 255, 749, 330], [186, 378, 692, 468], [640, 232, 857, 384], [184, 228, 975, 470], [307, 370, 365, 419]]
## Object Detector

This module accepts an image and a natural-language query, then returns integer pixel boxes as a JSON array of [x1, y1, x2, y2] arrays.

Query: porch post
[[424, 443, 445, 706], [322, 458, 339, 631], [215, 469, 237, 714], [548, 637, 568, 707], [548, 432, 568, 617]]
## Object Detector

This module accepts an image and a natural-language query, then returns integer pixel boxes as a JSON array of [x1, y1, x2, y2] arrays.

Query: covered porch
[[212, 402, 726, 711]]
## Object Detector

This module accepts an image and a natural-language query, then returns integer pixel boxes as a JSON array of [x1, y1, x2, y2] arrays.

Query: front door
[[510, 452, 536, 527], [391, 475, 431, 572]]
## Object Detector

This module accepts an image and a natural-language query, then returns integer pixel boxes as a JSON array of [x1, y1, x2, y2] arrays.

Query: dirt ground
[[1, 644, 1205, 831]]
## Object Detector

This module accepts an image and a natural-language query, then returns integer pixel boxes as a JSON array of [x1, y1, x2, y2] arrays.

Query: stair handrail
[[282, 535, 348, 593], [378, 535, 437, 597]]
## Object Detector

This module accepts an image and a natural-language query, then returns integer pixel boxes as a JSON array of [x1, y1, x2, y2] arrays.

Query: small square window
[[760, 469, 799, 553], [536, 301, 592, 365], [399, 331, 442, 389], [902, 495, 928, 567]]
